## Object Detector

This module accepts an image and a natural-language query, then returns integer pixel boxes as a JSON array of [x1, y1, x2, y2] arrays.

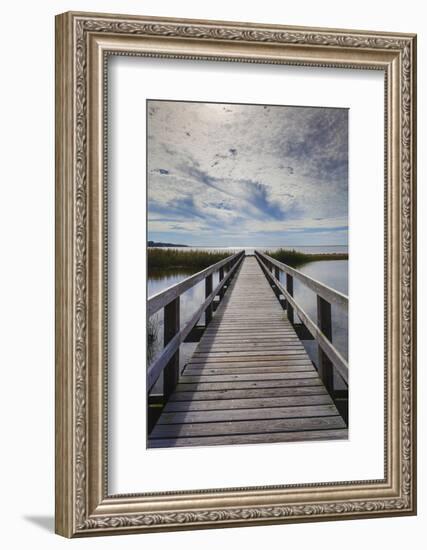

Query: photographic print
[[146, 100, 349, 449]]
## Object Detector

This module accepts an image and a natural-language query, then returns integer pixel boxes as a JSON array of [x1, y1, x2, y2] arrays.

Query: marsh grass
[[266, 248, 348, 267], [147, 247, 348, 272], [148, 248, 231, 272]]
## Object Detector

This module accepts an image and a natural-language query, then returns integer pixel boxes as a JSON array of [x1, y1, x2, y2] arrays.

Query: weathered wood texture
[[147, 252, 244, 392], [148, 251, 243, 316], [255, 250, 349, 309], [148, 256, 347, 448], [256, 251, 349, 384]]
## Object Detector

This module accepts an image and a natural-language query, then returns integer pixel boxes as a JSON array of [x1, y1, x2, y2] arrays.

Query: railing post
[[163, 296, 180, 399], [205, 273, 213, 325], [286, 274, 294, 324], [273, 265, 283, 304], [219, 266, 224, 300], [317, 296, 334, 394]]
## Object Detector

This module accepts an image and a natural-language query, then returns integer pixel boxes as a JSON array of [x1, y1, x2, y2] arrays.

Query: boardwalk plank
[[149, 429, 348, 448], [192, 350, 306, 357], [179, 372, 319, 383], [174, 379, 325, 391], [183, 366, 315, 376], [195, 344, 305, 352], [159, 404, 338, 424], [150, 415, 346, 438], [163, 394, 333, 412], [168, 386, 329, 401], [187, 354, 310, 365], [187, 359, 313, 368]]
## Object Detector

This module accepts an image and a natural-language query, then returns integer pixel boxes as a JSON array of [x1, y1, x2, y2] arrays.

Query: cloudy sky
[[147, 100, 348, 247]]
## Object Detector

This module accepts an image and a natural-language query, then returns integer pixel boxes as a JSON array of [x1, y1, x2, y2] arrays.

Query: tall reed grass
[[266, 248, 348, 267], [148, 248, 231, 272]]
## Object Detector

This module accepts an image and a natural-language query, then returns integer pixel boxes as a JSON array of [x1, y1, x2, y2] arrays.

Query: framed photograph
[[55, 11, 417, 537]]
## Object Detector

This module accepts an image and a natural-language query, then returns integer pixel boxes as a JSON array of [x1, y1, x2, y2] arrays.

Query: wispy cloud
[[147, 100, 348, 246]]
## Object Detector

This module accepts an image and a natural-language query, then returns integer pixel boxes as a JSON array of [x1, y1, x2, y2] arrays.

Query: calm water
[[148, 247, 348, 392], [285, 260, 348, 389]]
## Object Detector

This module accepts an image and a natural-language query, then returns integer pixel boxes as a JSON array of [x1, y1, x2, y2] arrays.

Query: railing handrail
[[255, 250, 348, 384], [148, 251, 244, 317], [147, 251, 245, 392], [255, 250, 348, 310]]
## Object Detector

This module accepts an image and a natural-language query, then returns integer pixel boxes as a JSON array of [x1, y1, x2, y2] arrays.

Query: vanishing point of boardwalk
[[147, 253, 348, 448]]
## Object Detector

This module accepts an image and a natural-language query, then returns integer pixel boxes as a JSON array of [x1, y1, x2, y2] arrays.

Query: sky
[[147, 100, 348, 247]]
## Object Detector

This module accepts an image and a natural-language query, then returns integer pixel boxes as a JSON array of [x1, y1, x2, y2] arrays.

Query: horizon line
[[147, 243, 348, 247]]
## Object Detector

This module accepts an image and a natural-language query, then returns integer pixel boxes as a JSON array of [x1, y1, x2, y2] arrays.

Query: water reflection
[[278, 260, 348, 389], [148, 267, 227, 393]]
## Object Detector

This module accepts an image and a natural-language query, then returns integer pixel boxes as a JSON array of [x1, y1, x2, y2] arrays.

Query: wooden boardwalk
[[148, 256, 347, 448]]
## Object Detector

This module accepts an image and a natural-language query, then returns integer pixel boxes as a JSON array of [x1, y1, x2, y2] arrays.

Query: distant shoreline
[[147, 240, 188, 248]]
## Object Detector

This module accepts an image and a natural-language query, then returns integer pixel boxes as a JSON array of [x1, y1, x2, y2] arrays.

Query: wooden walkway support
[[148, 256, 347, 448], [255, 251, 349, 394]]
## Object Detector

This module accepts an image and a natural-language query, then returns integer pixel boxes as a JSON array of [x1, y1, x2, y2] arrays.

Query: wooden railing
[[255, 250, 349, 395], [147, 250, 245, 399]]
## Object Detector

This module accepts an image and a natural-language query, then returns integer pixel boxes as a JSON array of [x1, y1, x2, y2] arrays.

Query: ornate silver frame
[[55, 11, 417, 537]]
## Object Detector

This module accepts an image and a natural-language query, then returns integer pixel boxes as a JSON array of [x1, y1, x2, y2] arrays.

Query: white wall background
[[0, 1, 424, 548]]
